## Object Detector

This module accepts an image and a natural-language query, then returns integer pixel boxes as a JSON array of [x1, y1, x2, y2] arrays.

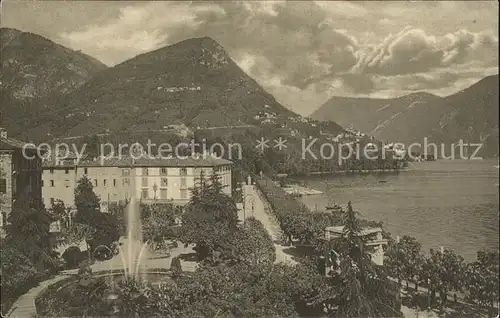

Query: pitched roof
[[0, 136, 38, 151], [78, 154, 232, 167], [42, 149, 85, 167]]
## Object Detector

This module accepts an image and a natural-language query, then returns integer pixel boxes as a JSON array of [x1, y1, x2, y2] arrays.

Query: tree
[[150, 263, 299, 317], [5, 198, 56, 270], [85, 213, 120, 251], [231, 165, 244, 202], [421, 248, 465, 310], [323, 202, 402, 317], [385, 236, 424, 291], [465, 251, 499, 313], [73, 176, 119, 254], [218, 217, 276, 267], [48, 199, 68, 220], [74, 175, 101, 224], [178, 173, 238, 260], [385, 242, 404, 286], [0, 243, 39, 315], [108, 201, 127, 235], [141, 203, 180, 250]]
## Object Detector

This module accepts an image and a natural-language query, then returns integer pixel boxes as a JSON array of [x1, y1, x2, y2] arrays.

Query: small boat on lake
[[379, 180, 388, 183]]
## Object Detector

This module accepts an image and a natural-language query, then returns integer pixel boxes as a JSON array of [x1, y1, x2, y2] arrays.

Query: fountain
[[117, 196, 151, 281], [35, 197, 175, 317]]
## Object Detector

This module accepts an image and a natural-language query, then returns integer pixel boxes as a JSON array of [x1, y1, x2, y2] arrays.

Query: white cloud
[[3, 0, 496, 114], [58, 2, 225, 65]]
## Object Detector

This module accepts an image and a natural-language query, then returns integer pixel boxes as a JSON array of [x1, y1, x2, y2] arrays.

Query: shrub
[[62, 246, 84, 268], [1, 244, 47, 315]]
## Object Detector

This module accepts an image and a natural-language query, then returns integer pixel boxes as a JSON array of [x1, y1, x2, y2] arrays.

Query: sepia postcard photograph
[[0, 1, 498, 317]]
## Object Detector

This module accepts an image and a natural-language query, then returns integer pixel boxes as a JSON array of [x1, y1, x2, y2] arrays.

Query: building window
[[160, 168, 168, 176], [160, 189, 168, 199], [180, 177, 187, 187], [0, 178, 6, 194], [103, 179, 107, 187], [141, 189, 148, 199], [65, 169, 69, 174], [161, 178, 168, 187], [94, 179, 98, 187], [41, 180, 44, 187], [50, 168, 54, 174], [141, 177, 148, 187], [113, 179, 117, 187], [122, 168, 130, 177], [180, 168, 187, 176], [180, 189, 188, 199], [84, 168, 88, 174], [142, 168, 149, 176], [50, 197, 55, 206], [50, 180, 55, 187], [194, 177, 201, 186], [123, 178, 130, 187], [64, 180, 70, 188]]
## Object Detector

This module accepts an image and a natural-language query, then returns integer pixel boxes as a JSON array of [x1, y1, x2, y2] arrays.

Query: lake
[[299, 159, 499, 261]]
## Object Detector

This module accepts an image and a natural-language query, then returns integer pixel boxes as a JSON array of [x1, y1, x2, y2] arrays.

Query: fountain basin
[[35, 269, 182, 316]]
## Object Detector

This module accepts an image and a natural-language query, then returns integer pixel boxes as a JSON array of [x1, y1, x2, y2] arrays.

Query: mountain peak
[[190, 36, 220, 45], [126, 36, 232, 71], [169, 36, 228, 55], [403, 91, 439, 100]]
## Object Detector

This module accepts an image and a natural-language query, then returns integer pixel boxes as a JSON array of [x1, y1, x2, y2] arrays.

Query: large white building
[[42, 153, 232, 211]]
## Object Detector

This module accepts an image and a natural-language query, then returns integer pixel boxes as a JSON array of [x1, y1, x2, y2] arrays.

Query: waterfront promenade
[[242, 183, 297, 265]]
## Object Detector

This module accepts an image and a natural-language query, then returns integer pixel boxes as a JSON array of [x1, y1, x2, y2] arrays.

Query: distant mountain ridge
[[19, 36, 312, 140], [1, 28, 107, 135], [311, 75, 499, 157]]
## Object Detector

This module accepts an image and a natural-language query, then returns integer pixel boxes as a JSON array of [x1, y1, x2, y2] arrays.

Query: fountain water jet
[[117, 196, 151, 281]]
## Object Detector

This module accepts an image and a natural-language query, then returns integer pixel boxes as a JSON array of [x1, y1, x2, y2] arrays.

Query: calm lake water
[[299, 160, 499, 261]]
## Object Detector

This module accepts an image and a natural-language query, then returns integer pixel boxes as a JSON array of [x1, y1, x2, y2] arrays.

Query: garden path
[[7, 243, 197, 318]]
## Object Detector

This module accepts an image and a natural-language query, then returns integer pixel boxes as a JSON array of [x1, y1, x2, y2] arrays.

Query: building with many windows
[[132, 155, 232, 205], [0, 128, 44, 230], [42, 153, 232, 211], [41, 150, 79, 210]]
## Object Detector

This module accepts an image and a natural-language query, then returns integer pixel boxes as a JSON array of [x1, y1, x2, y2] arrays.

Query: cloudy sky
[[2, 1, 498, 115]]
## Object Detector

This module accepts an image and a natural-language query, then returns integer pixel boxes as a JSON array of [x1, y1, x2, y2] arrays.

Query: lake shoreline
[[298, 160, 499, 261], [308, 168, 403, 175]]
